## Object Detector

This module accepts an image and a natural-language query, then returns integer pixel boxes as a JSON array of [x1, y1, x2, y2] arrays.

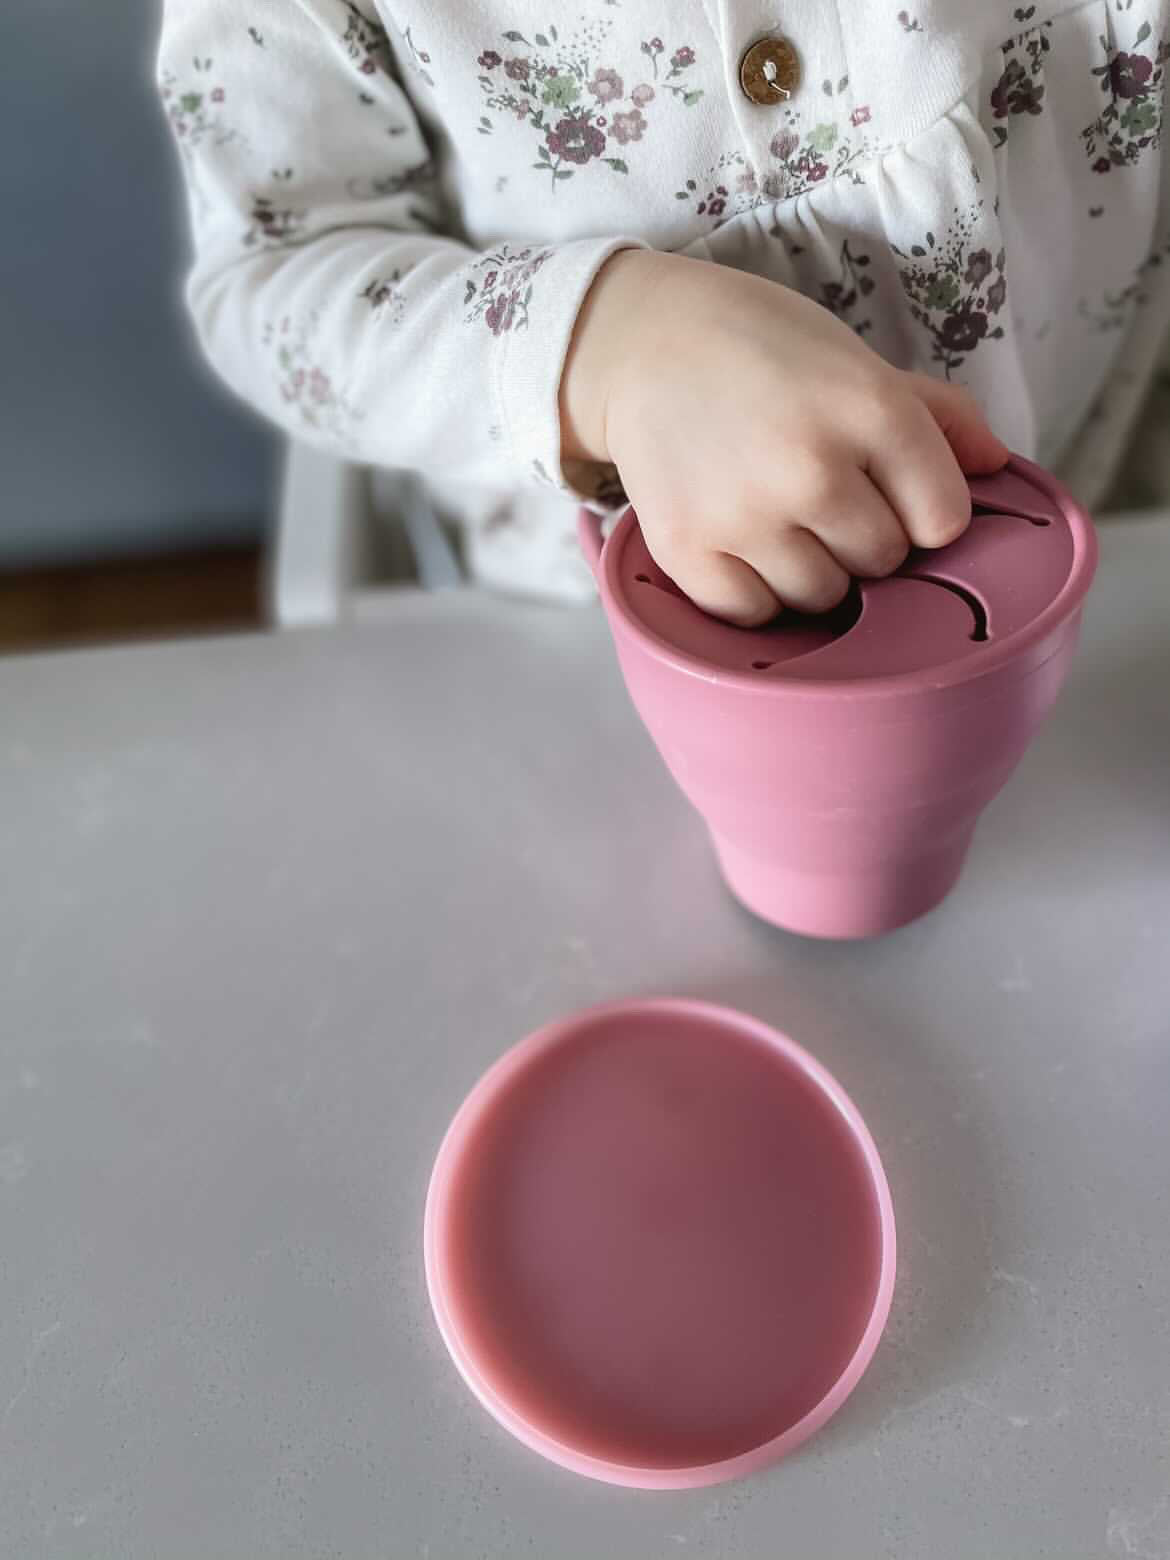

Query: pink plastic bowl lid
[[424, 999, 896, 1489], [606, 457, 1094, 687]]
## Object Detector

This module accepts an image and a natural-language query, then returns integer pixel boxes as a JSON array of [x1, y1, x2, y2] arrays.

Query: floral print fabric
[[475, 23, 703, 190], [158, 0, 1170, 600]]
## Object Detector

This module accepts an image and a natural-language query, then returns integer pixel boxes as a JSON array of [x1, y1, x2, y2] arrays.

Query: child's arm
[[560, 250, 1009, 625], [157, 1, 644, 501]]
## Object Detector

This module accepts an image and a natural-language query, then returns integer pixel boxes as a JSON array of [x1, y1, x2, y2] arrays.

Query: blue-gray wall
[[0, 0, 276, 566]]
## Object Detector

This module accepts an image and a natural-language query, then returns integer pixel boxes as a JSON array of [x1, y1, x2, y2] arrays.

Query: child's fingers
[[865, 394, 973, 550], [907, 374, 1010, 474], [667, 547, 781, 627], [745, 527, 852, 614], [808, 469, 911, 579]]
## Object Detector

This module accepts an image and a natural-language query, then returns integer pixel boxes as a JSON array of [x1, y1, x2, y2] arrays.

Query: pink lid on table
[[424, 999, 896, 1488]]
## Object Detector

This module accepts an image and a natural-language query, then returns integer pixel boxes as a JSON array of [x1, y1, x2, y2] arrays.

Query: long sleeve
[[156, 0, 644, 496]]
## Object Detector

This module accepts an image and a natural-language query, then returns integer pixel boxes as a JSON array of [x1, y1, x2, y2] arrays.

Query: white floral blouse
[[158, 0, 1170, 599]]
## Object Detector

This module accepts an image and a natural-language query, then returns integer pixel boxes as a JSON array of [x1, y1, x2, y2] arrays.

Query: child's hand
[[560, 249, 1009, 626]]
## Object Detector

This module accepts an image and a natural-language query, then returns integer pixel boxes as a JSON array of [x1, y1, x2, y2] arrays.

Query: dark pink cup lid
[[424, 999, 896, 1488], [613, 459, 1086, 682]]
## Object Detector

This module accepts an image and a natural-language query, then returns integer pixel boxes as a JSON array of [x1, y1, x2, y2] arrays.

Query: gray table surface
[[2, 516, 1168, 1560]]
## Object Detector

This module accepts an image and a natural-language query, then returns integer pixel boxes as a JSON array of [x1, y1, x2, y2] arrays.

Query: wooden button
[[739, 35, 800, 105]]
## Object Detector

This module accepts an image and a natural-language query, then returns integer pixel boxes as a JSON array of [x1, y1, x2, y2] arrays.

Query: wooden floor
[[0, 547, 264, 655]]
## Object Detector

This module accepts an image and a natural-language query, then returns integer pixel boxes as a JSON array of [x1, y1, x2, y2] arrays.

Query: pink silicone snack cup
[[424, 999, 896, 1489], [581, 456, 1097, 939]]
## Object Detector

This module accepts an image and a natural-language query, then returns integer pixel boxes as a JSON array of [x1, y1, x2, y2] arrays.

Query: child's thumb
[[907, 373, 1010, 475]]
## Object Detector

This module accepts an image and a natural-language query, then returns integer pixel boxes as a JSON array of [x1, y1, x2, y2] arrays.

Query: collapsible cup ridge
[[581, 457, 1097, 939]]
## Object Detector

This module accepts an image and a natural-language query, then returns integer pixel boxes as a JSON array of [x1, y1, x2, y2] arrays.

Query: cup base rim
[[711, 828, 974, 940]]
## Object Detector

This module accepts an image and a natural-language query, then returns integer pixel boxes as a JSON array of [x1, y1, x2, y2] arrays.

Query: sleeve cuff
[[492, 235, 648, 502]]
